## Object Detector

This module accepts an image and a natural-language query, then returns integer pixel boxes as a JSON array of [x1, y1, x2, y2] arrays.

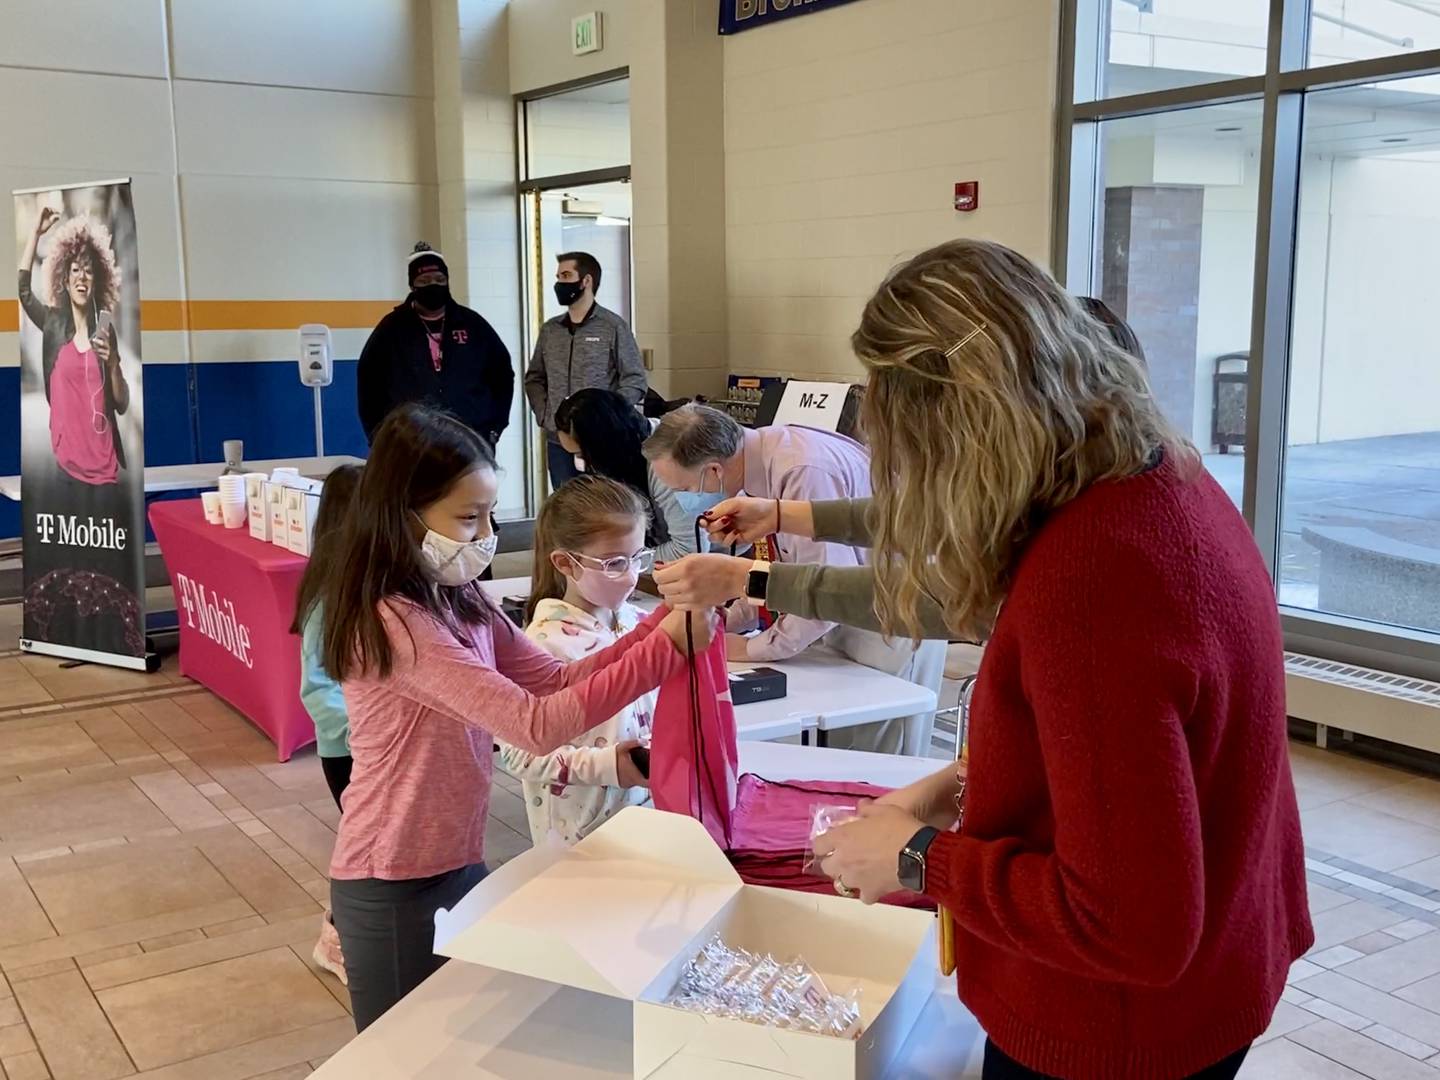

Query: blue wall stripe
[[2, 360, 367, 541]]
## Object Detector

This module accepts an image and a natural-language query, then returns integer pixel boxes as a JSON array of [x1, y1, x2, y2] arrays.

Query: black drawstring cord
[[684, 515, 736, 840]]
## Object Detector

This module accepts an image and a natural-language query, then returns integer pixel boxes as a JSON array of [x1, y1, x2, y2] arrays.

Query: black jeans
[[320, 755, 352, 811], [983, 1041, 1249, 1080], [330, 863, 488, 1032]]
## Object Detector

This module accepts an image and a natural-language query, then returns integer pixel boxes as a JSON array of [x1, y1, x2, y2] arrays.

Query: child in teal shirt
[[291, 463, 362, 982]]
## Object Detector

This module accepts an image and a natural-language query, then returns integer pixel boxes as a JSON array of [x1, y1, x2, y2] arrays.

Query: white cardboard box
[[434, 808, 936, 1080], [267, 483, 290, 548], [246, 474, 270, 541], [284, 487, 321, 556]]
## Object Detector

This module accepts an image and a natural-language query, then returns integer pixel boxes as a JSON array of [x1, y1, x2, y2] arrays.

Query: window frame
[[1054, 0, 1440, 679]]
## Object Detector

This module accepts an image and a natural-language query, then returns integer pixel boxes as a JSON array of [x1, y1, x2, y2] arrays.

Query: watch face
[[898, 850, 924, 892], [747, 569, 768, 602]]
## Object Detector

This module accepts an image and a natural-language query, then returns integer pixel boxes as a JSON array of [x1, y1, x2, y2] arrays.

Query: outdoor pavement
[[1204, 432, 1440, 625]]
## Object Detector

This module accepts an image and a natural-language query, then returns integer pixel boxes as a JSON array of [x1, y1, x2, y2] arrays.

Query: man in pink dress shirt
[[645, 404, 944, 755]]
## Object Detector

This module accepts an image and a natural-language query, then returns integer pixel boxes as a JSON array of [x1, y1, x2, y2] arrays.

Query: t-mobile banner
[[13, 180, 149, 670], [718, 0, 866, 34]]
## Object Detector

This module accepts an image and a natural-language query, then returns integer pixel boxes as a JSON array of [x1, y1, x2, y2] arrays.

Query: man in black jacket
[[356, 243, 514, 448]]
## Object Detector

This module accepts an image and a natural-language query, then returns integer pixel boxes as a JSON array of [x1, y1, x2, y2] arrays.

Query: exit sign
[[572, 12, 603, 55]]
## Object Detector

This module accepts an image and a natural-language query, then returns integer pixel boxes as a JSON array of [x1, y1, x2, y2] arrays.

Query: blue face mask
[[674, 465, 727, 520]]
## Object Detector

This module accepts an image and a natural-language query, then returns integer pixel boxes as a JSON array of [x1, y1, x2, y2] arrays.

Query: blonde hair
[[853, 239, 1193, 641], [527, 475, 649, 622]]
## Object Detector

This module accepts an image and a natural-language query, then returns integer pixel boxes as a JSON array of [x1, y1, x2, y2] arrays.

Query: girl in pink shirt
[[322, 404, 711, 1032]]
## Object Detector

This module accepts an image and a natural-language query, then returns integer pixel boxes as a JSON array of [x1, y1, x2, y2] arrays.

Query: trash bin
[[1212, 351, 1248, 454]]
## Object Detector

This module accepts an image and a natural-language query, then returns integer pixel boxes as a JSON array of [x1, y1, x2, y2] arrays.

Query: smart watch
[[898, 826, 941, 893], [745, 560, 770, 605]]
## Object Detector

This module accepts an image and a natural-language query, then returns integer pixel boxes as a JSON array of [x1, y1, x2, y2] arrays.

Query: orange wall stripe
[[3, 299, 395, 334]]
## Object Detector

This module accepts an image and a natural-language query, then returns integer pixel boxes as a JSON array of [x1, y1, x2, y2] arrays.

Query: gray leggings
[[330, 863, 487, 1032]]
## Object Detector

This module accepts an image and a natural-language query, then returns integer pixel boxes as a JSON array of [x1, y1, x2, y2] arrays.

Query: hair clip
[[944, 323, 989, 358]]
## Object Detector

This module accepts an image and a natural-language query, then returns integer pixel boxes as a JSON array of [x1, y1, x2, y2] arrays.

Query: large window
[[1084, 102, 1264, 508], [1060, 1, 1440, 674], [516, 74, 633, 509]]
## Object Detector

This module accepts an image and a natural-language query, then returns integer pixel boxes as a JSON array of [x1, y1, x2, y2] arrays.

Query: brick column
[[1102, 185, 1204, 435]]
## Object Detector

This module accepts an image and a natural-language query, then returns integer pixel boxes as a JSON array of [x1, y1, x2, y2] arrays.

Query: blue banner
[[718, 0, 867, 35]]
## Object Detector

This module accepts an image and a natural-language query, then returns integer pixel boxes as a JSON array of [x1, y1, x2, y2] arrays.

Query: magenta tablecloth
[[149, 499, 314, 761]]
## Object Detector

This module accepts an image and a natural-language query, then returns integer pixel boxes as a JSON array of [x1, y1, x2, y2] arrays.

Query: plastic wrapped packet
[[665, 935, 863, 1039], [802, 803, 860, 875]]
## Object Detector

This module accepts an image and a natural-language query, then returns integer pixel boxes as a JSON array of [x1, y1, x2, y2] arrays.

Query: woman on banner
[[18, 206, 130, 486], [655, 240, 1310, 1079]]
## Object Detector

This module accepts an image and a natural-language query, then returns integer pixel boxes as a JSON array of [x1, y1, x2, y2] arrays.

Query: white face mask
[[416, 518, 497, 586]]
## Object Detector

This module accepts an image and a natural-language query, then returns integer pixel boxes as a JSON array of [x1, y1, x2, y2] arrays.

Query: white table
[[310, 742, 981, 1080], [0, 455, 364, 501], [480, 578, 937, 745]]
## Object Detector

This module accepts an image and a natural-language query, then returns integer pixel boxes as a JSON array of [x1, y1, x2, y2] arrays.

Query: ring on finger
[[834, 877, 856, 899]]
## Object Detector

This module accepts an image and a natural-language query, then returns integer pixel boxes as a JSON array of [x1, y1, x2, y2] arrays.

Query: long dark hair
[[527, 475, 648, 623], [1079, 297, 1147, 368], [555, 388, 671, 547], [290, 464, 363, 635], [321, 404, 496, 681]]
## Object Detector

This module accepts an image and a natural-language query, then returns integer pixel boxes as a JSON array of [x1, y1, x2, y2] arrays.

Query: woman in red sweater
[[656, 240, 1312, 1079]]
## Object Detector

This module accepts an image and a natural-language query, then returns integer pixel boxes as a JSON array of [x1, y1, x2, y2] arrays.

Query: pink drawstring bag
[[649, 614, 738, 848]]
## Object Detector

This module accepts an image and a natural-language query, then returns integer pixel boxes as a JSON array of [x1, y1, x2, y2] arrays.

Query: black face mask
[[554, 280, 585, 308], [412, 283, 450, 311]]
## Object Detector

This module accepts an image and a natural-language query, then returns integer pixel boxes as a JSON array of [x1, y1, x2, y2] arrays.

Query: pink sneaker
[[313, 912, 347, 986]]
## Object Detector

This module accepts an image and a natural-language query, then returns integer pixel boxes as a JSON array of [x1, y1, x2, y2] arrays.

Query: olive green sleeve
[[764, 562, 952, 640], [810, 499, 874, 547]]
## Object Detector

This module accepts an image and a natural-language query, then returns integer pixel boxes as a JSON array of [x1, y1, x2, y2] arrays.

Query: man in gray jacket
[[524, 251, 647, 489]]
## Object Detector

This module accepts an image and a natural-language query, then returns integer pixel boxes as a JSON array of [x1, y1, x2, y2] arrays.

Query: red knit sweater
[[925, 455, 1312, 1080]]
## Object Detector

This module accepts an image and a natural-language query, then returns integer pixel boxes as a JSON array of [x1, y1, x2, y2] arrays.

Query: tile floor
[[5, 615, 1440, 1077]]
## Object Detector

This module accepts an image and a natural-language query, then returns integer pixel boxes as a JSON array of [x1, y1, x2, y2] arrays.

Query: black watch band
[[897, 826, 941, 893]]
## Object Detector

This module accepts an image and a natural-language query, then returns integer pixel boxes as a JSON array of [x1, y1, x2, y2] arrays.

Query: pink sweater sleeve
[[381, 602, 685, 756], [494, 602, 671, 696]]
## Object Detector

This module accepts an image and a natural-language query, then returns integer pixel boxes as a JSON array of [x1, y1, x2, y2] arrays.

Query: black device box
[[729, 666, 787, 706]]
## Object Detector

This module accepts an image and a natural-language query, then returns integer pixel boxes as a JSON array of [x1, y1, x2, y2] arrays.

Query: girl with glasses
[[499, 475, 658, 846]]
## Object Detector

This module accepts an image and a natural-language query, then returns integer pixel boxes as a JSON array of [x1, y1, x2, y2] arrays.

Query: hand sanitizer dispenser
[[299, 324, 333, 388], [299, 324, 333, 456]]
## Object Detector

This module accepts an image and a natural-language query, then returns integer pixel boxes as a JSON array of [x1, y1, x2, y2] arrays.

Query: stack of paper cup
[[201, 491, 223, 525], [217, 474, 248, 529]]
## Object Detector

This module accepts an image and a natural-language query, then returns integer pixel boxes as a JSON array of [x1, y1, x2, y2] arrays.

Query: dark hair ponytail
[[554, 388, 670, 548], [290, 463, 363, 635]]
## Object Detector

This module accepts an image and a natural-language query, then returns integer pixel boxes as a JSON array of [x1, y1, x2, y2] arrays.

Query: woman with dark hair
[[1079, 296, 1147, 368], [554, 388, 703, 562], [320, 403, 712, 1032], [18, 206, 129, 485]]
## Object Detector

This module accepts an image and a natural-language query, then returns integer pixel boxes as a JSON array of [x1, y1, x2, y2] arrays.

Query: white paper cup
[[202, 491, 223, 525], [222, 500, 247, 529]]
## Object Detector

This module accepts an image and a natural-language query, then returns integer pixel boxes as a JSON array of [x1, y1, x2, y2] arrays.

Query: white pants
[[819, 625, 947, 757]]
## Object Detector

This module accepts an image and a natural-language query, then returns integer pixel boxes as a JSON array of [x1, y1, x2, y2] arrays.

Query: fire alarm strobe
[[955, 181, 979, 212]]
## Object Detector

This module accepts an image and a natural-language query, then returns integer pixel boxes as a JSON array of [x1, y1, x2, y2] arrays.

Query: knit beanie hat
[[407, 241, 448, 286]]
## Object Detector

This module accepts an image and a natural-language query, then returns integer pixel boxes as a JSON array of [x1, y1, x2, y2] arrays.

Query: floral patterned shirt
[[497, 598, 656, 844]]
